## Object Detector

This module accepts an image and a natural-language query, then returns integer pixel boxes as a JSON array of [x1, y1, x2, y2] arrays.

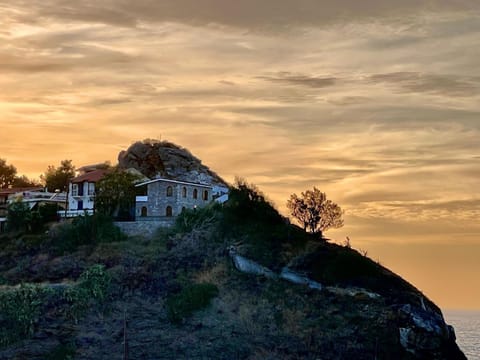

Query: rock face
[[118, 140, 228, 189]]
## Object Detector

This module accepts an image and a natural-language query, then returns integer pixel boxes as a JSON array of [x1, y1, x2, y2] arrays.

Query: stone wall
[[114, 218, 175, 238]]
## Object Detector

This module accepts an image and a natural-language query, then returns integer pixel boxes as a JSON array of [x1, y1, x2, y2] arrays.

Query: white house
[[65, 168, 108, 217]]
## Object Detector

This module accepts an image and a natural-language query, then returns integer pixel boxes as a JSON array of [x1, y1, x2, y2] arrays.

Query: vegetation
[[48, 213, 126, 253], [0, 158, 39, 189], [95, 168, 141, 220], [64, 264, 111, 322], [287, 187, 344, 235], [41, 159, 75, 192], [0, 284, 50, 346], [166, 283, 219, 323]]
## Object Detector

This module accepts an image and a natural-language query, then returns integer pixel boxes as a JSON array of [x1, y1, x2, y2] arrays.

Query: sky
[[1, 1, 479, 310]]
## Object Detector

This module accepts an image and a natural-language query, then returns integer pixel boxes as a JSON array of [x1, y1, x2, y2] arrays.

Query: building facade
[[135, 178, 213, 219], [67, 168, 108, 215]]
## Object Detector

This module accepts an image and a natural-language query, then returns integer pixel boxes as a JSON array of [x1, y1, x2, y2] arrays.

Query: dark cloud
[[8, 0, 480, 30], [368, 72, 480, 97], [258, 72, 337, 88]]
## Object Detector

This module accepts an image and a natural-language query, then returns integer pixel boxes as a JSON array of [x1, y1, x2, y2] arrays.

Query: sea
[[444, 310, 480, 359]]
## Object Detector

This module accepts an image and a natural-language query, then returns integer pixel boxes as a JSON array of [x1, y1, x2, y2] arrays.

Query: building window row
[[166, 185, 209, 201]]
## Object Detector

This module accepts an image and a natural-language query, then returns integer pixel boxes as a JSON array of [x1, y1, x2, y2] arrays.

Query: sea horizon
[[444, 309, 480, 359]]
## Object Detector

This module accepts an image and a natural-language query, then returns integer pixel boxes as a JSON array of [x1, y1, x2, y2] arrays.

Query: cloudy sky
[[1, 1, 479, 309]]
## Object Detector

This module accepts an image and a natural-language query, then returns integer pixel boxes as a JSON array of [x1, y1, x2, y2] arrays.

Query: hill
[[0, 143, 466, 359]]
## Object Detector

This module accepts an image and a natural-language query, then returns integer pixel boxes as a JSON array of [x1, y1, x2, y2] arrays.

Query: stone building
[[135, 178, 213, 219]]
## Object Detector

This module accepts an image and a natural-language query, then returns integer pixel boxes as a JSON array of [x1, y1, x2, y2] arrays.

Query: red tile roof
[[71, 169, 108, 184]]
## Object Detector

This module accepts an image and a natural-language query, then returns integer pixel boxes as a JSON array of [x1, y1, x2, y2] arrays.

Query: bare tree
[[287, 187, 344, 235]]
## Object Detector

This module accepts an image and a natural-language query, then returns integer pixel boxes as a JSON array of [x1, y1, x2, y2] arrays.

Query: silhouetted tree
[[41, 160, 76, 192], [287, 187, 344, 235], [0, 158, 17, 189], [11, 175, 41, 188]]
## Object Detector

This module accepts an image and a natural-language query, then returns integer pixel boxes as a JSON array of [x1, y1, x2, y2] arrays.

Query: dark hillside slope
[[0, 177, 465, 359]]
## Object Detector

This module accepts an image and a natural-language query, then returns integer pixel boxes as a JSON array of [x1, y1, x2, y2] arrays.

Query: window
[[72, 184, 78, 196], [88, 183, 95, 196], [166, 206, 173, 217], [193, 188, 198, 199], [141, 206, 148, 217], [77, 200, 83, 210], [78, 183, 84, 196], [203, 190, 209, 201], [181, 206, 186, 212], [182, 187, 187, 198], [166, 186, 173, 197]]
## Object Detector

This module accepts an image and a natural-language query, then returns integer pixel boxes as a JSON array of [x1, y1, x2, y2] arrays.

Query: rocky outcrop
[[397, 304, 466, 359], [118, 140, 228, 189]]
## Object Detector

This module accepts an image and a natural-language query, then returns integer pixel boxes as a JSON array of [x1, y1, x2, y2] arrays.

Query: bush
[[64, 264, 111, 322], [0, 284, 50, 346], [6, 201, 31, 232], [48, 213, 126, 254], [166, 283, 218, 324]]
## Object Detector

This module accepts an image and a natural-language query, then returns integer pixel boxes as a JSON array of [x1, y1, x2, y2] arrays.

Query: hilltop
[[0, 141, 466, 359], [118, 139, 228, 188]]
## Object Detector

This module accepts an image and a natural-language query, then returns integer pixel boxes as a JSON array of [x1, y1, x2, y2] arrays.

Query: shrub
[[166, 283, 218, 323], [48, 213, 126, 254], [0, 284, 50, 346], [64, 264, 111, 322], [6, 200, 31, 232]]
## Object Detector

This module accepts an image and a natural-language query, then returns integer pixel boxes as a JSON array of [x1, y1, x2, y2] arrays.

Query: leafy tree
[[41, 160, 75, 192], [0, 158, 17, 189], [287, 187, 344, 235], [95, 168, 141, 220]]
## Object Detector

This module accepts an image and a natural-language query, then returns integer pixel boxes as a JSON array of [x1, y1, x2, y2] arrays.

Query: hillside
[[0, 180, 466, 359]]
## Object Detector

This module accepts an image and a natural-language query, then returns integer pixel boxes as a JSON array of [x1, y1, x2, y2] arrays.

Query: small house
[[135, 178, 213, 219]]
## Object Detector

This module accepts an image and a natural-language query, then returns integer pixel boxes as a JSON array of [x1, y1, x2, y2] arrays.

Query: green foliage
[[95, 168, 141, 220], [64, 264, 111, 322], [48, 213, 126, 254], [6, 200, 31, 231], [174, 202, 223, 234], [0, 284, 50, 346], [166, 283, 218, 324], [42, 159, 75, 192]]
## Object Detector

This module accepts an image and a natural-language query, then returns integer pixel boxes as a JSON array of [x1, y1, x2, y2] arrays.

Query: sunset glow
[[1, 1, 479, 309]]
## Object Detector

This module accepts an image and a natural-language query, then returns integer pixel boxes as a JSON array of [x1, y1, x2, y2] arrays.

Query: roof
[[0, 187, 44, 196], [135, 177, 212, 189], [71, 169, 108, 184]]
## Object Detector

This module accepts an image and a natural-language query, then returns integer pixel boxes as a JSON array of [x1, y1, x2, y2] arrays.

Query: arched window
[[203, 190, 209, 201], [141, 206, 148, 217], [166, 186, 173, 197], [166, 206, 173, 217], [182, 187, 187, 198], [193, 188, 198, 199], [181, 206, 186, 212]]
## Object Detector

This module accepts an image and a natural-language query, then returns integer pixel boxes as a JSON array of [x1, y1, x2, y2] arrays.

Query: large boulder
[[118, 140, 228, 189]]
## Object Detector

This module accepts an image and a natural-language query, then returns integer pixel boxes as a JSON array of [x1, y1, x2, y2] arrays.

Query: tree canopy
[[0, 158, 40, 189], [41, 160, 75, 192], [0, 158, 17, 189], [287, 187, 344, 235], [95, 168, 141, 220]]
